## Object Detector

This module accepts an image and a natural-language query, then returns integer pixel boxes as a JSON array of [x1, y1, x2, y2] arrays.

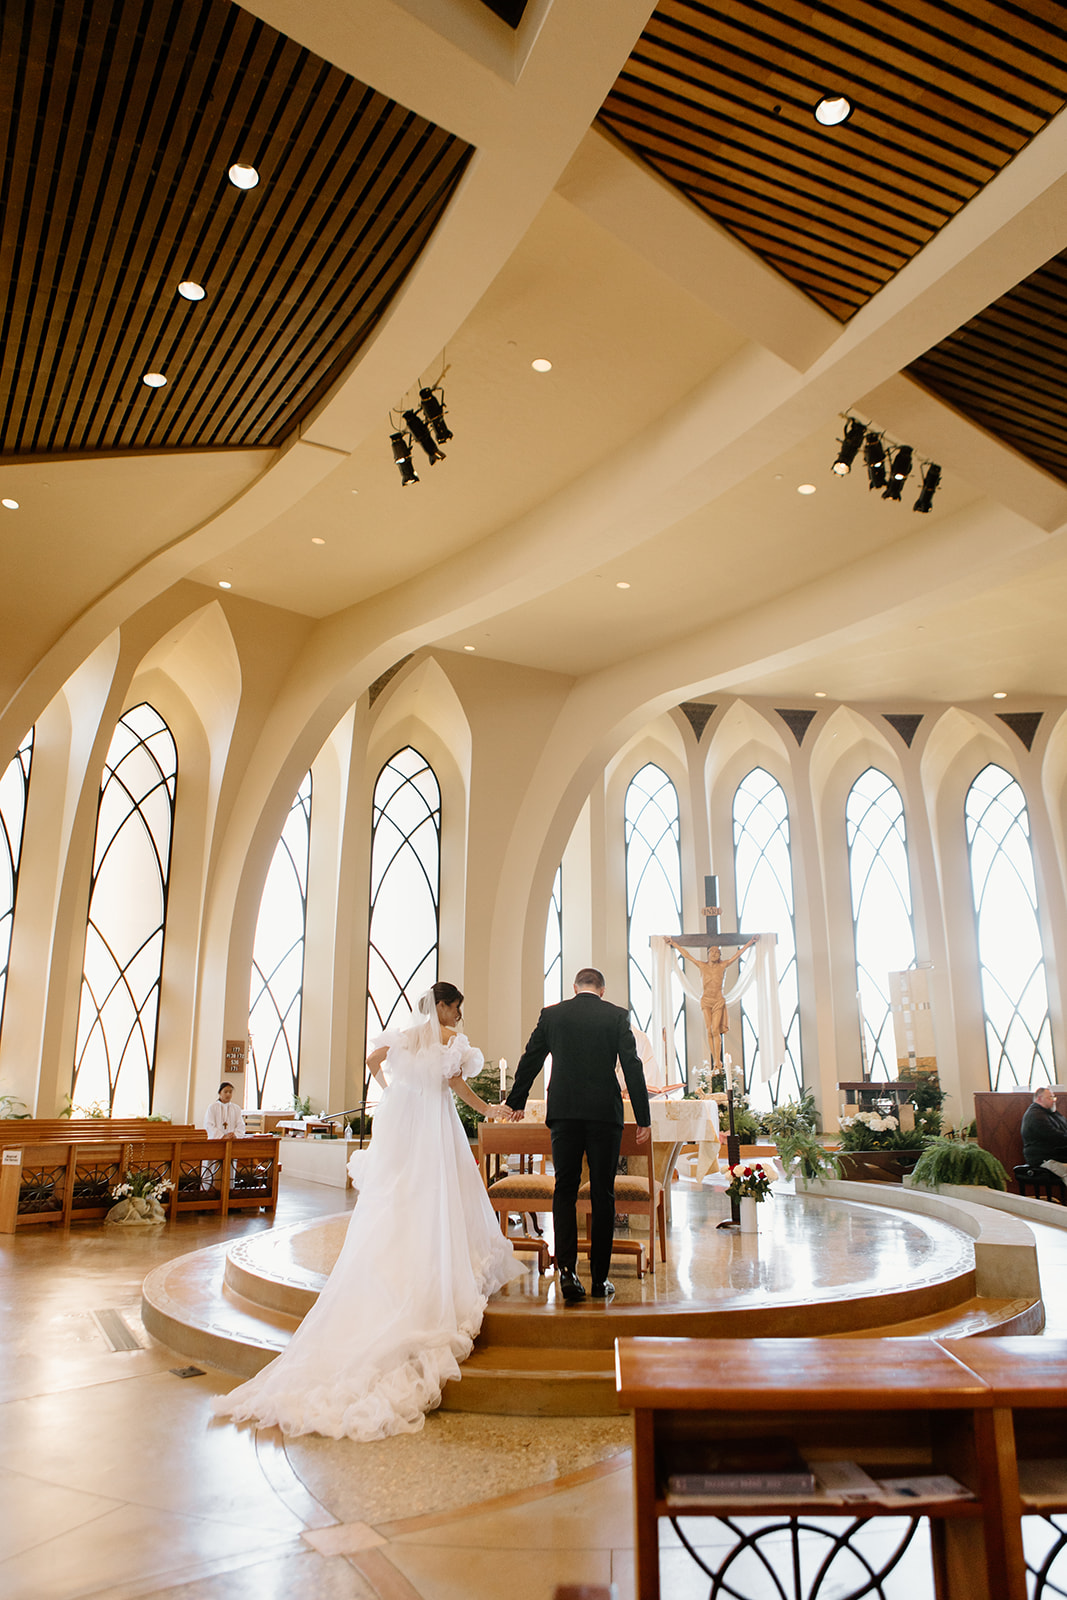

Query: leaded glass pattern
[[367, 747, 440, 1046], [0, 728, 33, 1045], [248, 771, 312, 1110], [732, 767, 802, 1108], [625, 763, 685, 1078], [846, 768, 917, 1082], [72, 704, 177, 1114], [544, 865, 563, 1007], [966, 763, 1055, 1089]]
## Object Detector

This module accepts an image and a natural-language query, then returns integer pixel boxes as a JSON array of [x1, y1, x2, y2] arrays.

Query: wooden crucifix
[[668, 875, 758, 1228]]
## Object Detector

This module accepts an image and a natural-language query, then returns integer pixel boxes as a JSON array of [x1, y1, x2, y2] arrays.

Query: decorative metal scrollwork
[[1025, 1513, 1067, 1599], [17, 1163, 65, 1213], [669, 1512, 920, 1600]]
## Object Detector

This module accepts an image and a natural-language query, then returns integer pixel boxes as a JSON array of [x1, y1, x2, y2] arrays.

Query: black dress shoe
[[558, 1267, 586, 1302], [589, 1279, 615, 1301]]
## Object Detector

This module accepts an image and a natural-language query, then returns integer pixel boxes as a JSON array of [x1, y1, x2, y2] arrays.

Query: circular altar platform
[[141, 1179, 1042, 1414]]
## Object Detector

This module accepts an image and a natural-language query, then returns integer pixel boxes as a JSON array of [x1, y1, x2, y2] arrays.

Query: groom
[[505, 968, 652, 1304]]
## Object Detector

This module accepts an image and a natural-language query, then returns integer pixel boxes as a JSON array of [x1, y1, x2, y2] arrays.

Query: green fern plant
[[774, 1125, 841, 1182], [910, 1136, 1009, 1192]]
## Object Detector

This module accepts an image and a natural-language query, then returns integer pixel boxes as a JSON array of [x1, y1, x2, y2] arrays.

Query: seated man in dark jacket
[[1021, 1085, 1067, 1182]]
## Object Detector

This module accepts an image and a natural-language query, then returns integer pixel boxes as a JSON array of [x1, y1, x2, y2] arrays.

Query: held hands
[[502, 1105, 524, 1122]]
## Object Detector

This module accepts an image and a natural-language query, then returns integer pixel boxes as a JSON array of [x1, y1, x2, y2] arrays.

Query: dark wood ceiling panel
[[597, 0, 1067, 320], [0, 0, 473, 456], [907, 251, 1067, 485]]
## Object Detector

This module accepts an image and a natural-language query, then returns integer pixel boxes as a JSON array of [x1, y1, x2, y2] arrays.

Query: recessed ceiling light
[[218, 580, 232, 590], [993, 691, 1008, 699], [815, 94, 852, 126], [616, 581, 631, 590], [1, 498, 18, 510], [814, 691, 827, 699], [531, 358, 552, 372], [464, 644, 476, 652], [142, 372, 167, 388], [311, 536, 326, 546], [797, 483, 817, 495], [177, 280, 206, 301], [228, 163, 259, 189]]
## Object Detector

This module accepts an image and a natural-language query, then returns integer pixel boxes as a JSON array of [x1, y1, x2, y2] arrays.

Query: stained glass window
[[966, 763, 1054, 1089], [72, 704, 177, 1114], [846, 768, 916, 1082], [0, 729, 33, 1046], [625, 763, 684, 1077], [544, 865, 563, 1007], [732, 767, 802, 1107], [248, 771, 312, 1110], [367, 747, 441, 1047]]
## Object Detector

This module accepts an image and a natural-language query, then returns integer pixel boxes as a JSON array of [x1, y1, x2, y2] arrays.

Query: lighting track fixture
[[831, 416, 940, 515], [864, 431, 888, 491], [387, 367, 454, 485]]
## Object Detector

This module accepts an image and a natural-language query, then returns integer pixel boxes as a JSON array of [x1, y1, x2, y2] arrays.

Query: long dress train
[[212, 1028, 521, 1440]]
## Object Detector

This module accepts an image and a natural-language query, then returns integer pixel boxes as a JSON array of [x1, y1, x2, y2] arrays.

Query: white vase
[[739, 1196, 759, 1234]]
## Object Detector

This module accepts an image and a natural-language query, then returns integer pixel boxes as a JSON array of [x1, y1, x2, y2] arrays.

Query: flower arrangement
[[838, 1111, 905, 1151], [725, 1160, 775, 1202], [111, 1171, 173, 1203]]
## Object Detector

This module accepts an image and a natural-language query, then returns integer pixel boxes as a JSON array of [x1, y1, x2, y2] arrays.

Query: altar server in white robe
[[203, 1082, 246, 1139]]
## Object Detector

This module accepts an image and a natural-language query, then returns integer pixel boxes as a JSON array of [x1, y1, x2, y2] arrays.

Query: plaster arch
[[1041, 708, 1067, 891]]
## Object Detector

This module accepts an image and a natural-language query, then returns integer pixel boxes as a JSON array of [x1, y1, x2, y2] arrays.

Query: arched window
[[846, 767, 917, 1082], [625, 763, 684, 1077], [0, 728, 34, 1046], [367, 747, 441, 1046], [966, 763, 1054, 1089], [248, 771, 312, 1110], [544, 865, 563, 1007], [732, 767, 802, 1107], [72, 704, 177, 1114]]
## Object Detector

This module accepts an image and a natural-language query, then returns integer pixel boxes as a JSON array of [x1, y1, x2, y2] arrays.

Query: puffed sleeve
[[447, 1033, 484, 1080]]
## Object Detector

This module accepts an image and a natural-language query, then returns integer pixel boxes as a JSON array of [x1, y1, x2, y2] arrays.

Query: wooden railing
[[0, 1133, 280, 1231]]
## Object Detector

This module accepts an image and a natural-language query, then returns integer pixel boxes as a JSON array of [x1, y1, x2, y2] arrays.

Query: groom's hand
[[636, 1124, 651, 1145], [502, 1106, 524, 1122]]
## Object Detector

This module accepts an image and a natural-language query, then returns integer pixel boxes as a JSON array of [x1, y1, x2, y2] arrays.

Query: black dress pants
[[549, 1117, 623, 1283]]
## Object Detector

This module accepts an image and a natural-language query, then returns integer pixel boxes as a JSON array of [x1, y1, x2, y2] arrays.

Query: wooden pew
[[0, 1133, 280, 1231]]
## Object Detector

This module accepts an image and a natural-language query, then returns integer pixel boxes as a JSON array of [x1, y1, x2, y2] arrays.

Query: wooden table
[[616, 1334, 1022, 1600]]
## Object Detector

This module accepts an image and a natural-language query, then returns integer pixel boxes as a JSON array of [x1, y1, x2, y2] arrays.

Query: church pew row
[[0, 1135, 280, 1231], [0, 1118, 204, 1143]]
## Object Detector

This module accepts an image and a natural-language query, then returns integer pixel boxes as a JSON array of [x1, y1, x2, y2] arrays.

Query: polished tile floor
[[3, 1175, 1066, 1600]]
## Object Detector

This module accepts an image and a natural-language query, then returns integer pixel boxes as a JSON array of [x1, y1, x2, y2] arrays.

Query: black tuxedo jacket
[[507, 992, 652, 1128]]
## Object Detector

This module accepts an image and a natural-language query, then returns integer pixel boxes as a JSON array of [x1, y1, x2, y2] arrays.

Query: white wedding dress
[[212, 1020, 521, 1440]]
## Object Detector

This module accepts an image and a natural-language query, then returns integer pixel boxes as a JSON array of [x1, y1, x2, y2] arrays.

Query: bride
[[212, 982, 522, 1440]]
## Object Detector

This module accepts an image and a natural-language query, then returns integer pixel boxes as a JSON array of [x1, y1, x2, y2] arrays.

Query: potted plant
[[105, 1170, 173, 1225], [834, 1111, 926, 1182], [725, 1159, 775, 1233], [774, 1125, 842, 1184], [909, 1135, 1009, 1192]]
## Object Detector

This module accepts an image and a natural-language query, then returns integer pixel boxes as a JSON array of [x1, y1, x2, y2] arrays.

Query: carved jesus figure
[[668, 931, 757, 1071]]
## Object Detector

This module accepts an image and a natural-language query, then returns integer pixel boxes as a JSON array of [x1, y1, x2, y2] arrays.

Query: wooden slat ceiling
[[0, 0, 473, 457], [596, 0, 1067, 322], [907, 251, 1067, 485]]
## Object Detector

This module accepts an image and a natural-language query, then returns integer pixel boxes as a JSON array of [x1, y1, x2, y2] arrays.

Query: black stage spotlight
[[913, 462, 941, 513], [404, 408, 445, 464], [832, 417, 865, 475], [882, 444, 913, 501], [390, 430, 419, 486], [419, 386, 453, 444], [864, 431, 887, 490]]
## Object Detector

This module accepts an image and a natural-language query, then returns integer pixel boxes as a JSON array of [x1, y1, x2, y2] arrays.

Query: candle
[[499, 1058, 507, 1097]]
